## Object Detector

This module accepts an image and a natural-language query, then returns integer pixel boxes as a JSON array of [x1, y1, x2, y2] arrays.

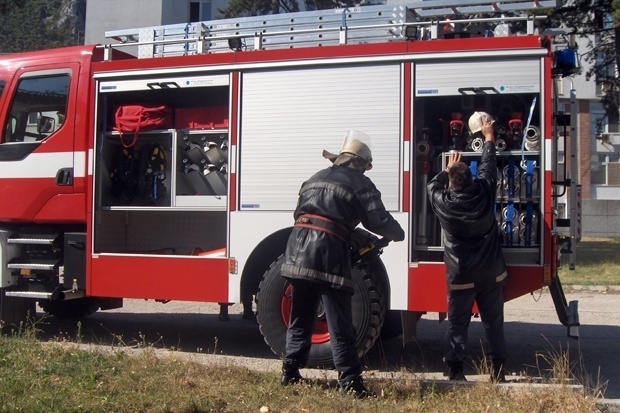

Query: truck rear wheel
[[256, 255, 385, 368]]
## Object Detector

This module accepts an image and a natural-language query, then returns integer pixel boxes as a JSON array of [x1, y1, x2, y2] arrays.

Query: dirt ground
[[34, 288, 620, 401]]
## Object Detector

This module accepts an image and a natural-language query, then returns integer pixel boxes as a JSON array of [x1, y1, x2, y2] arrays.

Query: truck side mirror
[[37, 115, 55, 134]]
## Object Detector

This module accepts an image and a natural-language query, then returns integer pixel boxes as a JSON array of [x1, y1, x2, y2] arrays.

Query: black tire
[[256, 255, 385, 368], [39, 298, 100, 319]]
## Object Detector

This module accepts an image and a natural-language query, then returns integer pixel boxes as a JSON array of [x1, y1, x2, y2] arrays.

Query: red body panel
[[408, 264, 545, 312], [33, 193, 87, 223], [90, 255, 229, 302]]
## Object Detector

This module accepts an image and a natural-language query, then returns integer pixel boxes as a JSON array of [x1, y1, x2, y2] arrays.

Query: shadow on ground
[[31, 309, 616, 398]]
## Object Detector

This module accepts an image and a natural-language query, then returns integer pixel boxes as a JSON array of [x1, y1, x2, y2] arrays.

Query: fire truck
[[0, 0, 581, 366]]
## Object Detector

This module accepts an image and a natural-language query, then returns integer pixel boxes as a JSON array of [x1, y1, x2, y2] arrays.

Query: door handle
[[55, 168, 73, 186]]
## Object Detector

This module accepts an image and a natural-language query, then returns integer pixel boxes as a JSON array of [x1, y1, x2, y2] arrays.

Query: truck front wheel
[[256, 255, 385, 368]]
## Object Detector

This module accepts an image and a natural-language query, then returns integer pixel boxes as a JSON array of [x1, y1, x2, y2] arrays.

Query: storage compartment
[[410, 59, 542, 264], [93, 73, 231, 258], [98, 132, 173, 207], [176, 131, 228, 198], [94, 210, 227, 255]]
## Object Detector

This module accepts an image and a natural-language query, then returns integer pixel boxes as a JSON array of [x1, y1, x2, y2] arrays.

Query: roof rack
[[103, 0, 558, 59]]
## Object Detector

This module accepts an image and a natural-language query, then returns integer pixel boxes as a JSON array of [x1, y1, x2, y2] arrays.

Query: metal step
[[7, 258, 60, 271], [8, 232, 61, 245], [4, 289, 85, 300], [4, 291, 54, 300]]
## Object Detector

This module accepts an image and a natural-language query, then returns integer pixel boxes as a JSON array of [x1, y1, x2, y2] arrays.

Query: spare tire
[[256, 255, 386, 368]]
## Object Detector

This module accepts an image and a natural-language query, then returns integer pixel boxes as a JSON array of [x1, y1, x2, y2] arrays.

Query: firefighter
[[427, 113, 508, 383], [280, 131, 405, 398]]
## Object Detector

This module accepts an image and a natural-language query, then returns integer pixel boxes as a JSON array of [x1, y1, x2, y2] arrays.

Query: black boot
[[491, 360, 507, 383], [281, 363, 310, 386], [448, 363, 467, 381], [339, 376, 375, 398]]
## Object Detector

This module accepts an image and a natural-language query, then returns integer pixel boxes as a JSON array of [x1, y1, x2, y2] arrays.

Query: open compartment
[[176, 130, 229, 204], [93, 210, 227, 255], [410, 58, 543, 265], [97, 131, 173, 207], [92, 73, 232, 256]]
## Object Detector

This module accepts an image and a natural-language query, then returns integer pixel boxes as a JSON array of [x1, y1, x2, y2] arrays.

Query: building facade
[[85, 0, 228, 45]]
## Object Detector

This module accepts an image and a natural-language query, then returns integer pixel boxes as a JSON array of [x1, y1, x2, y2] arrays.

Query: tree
[[0, 0, 26, 15], [0, 0, 85, 53], [545, 0, 620, 119], [219, 0, 299, 18]]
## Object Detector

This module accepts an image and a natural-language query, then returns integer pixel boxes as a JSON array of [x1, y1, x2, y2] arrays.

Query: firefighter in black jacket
[[280, 131, 405, 398], [427, 113, 508, 382]]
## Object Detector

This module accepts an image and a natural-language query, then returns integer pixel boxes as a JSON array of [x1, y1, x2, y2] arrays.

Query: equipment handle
[[358, 237, 390, 256]]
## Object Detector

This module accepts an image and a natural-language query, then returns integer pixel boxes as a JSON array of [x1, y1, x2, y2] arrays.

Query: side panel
[[408, 263, 545, 312], [90, 254, 228, 301], [233, 62, 410, 308], [239, 64, 401, 212], [415, 58, 541, 96]]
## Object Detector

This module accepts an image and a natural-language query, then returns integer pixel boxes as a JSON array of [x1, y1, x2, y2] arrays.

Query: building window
[[591, 154, 620, 186], [190, 1, 212, 22]]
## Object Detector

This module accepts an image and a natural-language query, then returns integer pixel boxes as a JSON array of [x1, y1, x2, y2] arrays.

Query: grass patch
[[558, 237, 620, 285], [0, 323, 600, 413]]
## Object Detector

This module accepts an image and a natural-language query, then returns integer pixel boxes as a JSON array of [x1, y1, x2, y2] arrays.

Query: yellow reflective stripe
[[449, 271, 507, 291]]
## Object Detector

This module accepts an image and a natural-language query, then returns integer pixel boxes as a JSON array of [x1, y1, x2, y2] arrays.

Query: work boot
[[241, 309, 256, 321], [491, 361, 507, 383], [280, 363, 310, 386], [448, 364, 467, 381], [339, 376, 375, 398]]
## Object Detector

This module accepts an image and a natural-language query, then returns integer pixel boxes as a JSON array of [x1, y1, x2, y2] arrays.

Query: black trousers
[[283, 279, 361, 384], [444, 283, 507, 369]]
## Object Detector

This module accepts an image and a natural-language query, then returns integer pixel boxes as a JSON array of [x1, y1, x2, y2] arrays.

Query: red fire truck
[[0, 0, 580, 366]]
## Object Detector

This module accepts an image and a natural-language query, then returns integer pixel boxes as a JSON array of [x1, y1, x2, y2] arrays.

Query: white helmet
[[323, 130, 373, 170], [468, 111, 494, 134]]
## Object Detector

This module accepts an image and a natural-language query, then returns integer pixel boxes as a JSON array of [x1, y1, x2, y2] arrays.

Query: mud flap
[[548, 275, 580, 339], [0, 289, 36, 328], [401, 311, 423, 346]]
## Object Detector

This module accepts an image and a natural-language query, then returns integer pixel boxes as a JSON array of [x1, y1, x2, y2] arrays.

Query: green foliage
[[559, 237, 620, 285], [544, 0, 620, 116], [219, 0, 299, 18], [0, 0, 85, 53], [0, 0, 26, 14]]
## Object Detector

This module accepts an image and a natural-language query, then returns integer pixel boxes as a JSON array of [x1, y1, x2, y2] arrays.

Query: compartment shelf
[[96, 129, 229, 211]]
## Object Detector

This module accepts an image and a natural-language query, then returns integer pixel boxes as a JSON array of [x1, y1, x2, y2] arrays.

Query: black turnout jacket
[[427, 142, 507, 291], [281, 165, 405, 293]]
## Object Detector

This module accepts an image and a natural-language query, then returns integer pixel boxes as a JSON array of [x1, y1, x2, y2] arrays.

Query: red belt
[[294, 214, 350, 242]]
